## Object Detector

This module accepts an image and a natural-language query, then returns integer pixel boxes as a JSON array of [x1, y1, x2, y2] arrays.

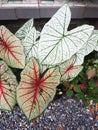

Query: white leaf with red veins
[[17, 57, 60, 121], [0, 61, 18, 111], [60, 55, 83, 81], [0, 26, 25, 68]]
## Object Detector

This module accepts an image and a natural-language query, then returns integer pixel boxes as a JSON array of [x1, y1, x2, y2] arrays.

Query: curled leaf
[[0, 61, 18, 111], [0, 26, 25, 68], [17, 57, 60, 121]]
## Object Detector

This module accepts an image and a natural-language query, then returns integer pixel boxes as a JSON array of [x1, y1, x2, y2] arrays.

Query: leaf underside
[[17, 57, 60, 121], [38, 4, 94, 66], [0, 26, 25, 68], [60, 55, 83, 81], [0, 61, 18, 111]]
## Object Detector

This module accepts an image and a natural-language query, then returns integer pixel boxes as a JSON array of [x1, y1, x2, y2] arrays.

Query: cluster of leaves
[[62, 51, 98, 106], [0, 4, 98, 121]]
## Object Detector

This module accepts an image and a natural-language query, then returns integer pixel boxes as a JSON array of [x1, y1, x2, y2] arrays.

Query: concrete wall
[[0, 1, 98, 19]]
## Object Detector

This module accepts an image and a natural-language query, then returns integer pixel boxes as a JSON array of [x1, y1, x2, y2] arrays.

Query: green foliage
[[63, 51, 98, 106], [66, 89, 74, 97], [0, 4, 98, 121]]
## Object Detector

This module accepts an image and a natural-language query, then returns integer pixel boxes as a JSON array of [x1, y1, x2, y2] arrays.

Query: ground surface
[[0, 95, 98, 130]]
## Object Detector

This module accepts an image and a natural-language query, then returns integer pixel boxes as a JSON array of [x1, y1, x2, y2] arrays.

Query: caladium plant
[[60, 55, 83, 81], [0, 61, 18, 111], [94, 30, 98, 51], [21, 27, 40, 61], [17, 57, 60, 120], [0, 25, 25, 69], [0, 4, 98, 121], [38, 5, 94, 66], [15, 19, 40, 62], [15, 19, 34, 41], [75, 30, 98, 65]]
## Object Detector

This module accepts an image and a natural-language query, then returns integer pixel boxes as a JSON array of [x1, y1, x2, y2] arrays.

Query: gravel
[[0, 95, 98, 130]]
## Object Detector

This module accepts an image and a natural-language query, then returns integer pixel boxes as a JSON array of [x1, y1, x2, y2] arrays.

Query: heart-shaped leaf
[[0, 26, 25, 68], [0, 61, 18, 111], [75, 30, 98, 65], [38, 5, 94, 66], [15, 19, 34, 41], [22, 27, 40, 61], [17, 57, 60, 121], [60, 55, 83, 81]]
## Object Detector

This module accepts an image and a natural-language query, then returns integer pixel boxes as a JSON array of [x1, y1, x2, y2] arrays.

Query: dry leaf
[[87, 69, 96, 79], [88, 106, 95, 115]]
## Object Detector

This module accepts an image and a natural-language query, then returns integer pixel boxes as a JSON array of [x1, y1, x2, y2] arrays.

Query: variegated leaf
[[94, 30, 98, 51], [75, 30, 98, 65], [15, 19, 34, 41], [0, 61, 18, 111], [60, 55, 83, 81], [17, 57, 60, 121], [22, 27, 40, 61], [38, 4, 94, 66], [0, 26, 25, 68]]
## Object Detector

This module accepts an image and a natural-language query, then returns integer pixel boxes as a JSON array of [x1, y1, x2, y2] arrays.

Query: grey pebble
[[0, 95, 98, 130]]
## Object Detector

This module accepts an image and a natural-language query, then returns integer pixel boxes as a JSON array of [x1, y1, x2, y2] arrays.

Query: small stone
[[89, 117, 93, 120], [48, 116, 51, 119], [94, 123, 98, 126], [19, 122, 22, 127]]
